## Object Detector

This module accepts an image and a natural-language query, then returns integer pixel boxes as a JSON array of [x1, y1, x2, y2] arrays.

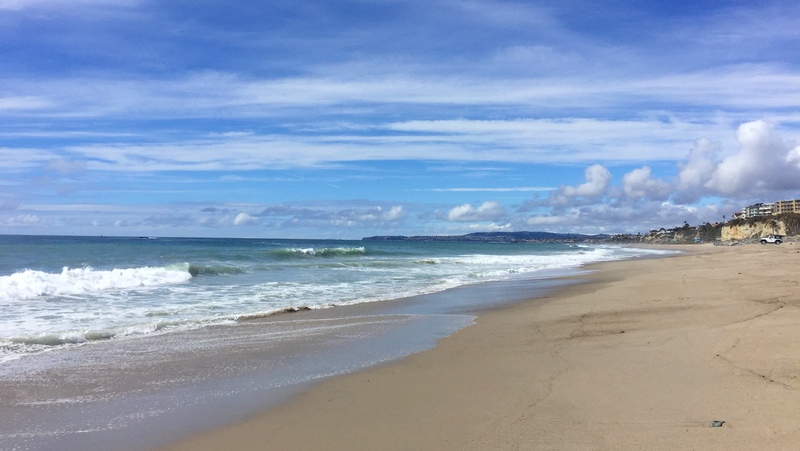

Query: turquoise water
[[0, 235, 669, 362], [0, 235, 676, 450]]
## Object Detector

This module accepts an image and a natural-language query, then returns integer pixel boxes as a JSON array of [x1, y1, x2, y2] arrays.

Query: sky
[[2, 0, 800, 239]]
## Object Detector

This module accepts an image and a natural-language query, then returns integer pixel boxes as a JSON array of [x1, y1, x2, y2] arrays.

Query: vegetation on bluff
[[726, 213, 800, 237], [641, 213, 800, 244]]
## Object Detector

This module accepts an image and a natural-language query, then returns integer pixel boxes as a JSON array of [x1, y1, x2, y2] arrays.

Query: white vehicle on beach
[[760, 234, 783, 245]]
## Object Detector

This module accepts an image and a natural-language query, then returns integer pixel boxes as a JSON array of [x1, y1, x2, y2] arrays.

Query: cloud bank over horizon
[[2, 1, 800, 238]]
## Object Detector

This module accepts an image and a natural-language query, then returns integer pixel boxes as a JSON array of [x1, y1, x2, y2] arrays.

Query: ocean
[[0, 235, 674, 450]]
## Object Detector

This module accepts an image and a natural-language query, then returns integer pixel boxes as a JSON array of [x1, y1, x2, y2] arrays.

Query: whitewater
[[0, 235, 680, 451], [0, 235, 674, 363]]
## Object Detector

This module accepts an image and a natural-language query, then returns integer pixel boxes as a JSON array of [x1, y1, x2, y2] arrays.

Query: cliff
[[720, 213, 800, 242], [721, 221, 784, 241]]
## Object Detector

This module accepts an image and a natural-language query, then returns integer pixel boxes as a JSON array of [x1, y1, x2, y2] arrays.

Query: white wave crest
[[0, 266, 193, 300], [279, 247, 366, 257]]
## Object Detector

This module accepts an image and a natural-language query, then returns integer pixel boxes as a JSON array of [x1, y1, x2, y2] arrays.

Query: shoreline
[[159, 243, 800, 450], [3, 244, 606, 451]]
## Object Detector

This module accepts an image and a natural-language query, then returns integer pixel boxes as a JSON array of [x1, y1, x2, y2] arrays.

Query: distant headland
[[364, 212, 800, 245]]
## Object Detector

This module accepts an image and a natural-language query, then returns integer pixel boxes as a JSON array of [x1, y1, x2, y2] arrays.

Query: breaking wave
[[187, 264, 246, 277], [7, 320, 175, 347], [270, 247, 367, 259], [0, 266, 193, 300]]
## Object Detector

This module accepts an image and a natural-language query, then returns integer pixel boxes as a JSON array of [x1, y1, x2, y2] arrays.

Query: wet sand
[[1, 256, 574, 451], [159, 243, 800, 450]]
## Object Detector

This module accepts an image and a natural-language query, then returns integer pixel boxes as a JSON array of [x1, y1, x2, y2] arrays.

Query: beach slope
[[160, 244, 800, 450]]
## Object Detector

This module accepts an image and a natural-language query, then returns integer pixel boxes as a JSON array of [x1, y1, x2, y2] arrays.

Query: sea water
[[0, 235, 668, 363], [0, 235, 675, 450]]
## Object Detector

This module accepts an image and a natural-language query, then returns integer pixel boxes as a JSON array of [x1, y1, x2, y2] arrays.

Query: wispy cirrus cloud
[[0, 0, 140, 10], [424, 187, 554, 193], [0, 96, 53, 111], [0, 116, 737, 174], [2, 0, 800, 238], [3, 64, 799, 120]]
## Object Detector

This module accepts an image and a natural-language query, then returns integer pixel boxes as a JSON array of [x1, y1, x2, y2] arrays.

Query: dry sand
[[160, 244, 800, 450]]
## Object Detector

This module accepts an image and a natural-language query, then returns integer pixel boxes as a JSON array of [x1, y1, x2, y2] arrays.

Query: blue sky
[[2, 0, 800, 238]]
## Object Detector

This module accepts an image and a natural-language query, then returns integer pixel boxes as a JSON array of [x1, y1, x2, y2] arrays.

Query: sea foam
[[0, 238, 677, 363], [0, 266, 193, 300], [270, 246, 367, 258]]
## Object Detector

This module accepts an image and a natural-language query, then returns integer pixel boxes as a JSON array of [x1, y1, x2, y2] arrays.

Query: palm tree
[[769, 219, 779, 235]]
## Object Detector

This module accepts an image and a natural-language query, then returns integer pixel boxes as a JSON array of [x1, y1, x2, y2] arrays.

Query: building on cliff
[[739, 199, 800, 219], [742, 202, 774, 218], [774, 199, 800, 214]]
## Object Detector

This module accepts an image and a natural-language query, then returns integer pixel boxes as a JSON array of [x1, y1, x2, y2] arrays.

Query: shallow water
[[0, 236, 675, 450]]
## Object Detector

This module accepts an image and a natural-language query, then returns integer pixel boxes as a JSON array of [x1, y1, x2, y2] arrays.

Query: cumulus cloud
[[550, 164, 611, 206], [381, 205, 404, 221], [447, 201, 506, 222], [563, 164, 611, 197], [622, 166, 670, 200], [233, 212, 256, 226], [2, 214, 40, 225], [671, 121, 800, 203], [705, 120, 800, 195], [522, 197, 725, 234], [675, 138, 719, 203]]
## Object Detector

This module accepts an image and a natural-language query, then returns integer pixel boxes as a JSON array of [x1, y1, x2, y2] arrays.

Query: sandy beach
[[160, 243, 800, 450]]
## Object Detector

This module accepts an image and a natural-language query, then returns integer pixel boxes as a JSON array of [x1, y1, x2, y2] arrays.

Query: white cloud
[[0, 147, 59, 171], [485, 222, 512, 231], [562, 164, 611, 197], [525, 214, 570, 226], [427, 186, 553, 192], [705, 120, 800, 195], [491, 45, 580, 73], [46, 158, 87, 175], [0, 96, 52, 111], [788, 145, 800, 168], [675, 138, 719, 202], [0, 0, 139, 10], [233, 212, 256, 226], [388, 118, 721, 163], [547, 164, 612, 207], [4, 1, 800, 238], [447, 201, 506, 222], [622, 166, 670, 200], [1, 214, 40, 225], [35, 115, 716, 173], [255, 202, 406, 230], [381, 205, 403, 221]]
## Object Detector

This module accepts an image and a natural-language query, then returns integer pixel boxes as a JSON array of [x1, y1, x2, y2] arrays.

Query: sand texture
[[160, 244, 800, 450]]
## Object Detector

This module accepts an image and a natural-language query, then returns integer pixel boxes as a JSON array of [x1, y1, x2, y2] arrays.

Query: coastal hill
[[363, 213, 800, 245]]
